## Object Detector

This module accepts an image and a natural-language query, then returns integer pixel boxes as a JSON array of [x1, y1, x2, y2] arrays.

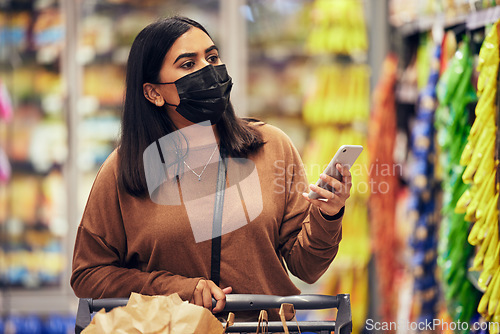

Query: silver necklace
[[183, 144, 218, 181]]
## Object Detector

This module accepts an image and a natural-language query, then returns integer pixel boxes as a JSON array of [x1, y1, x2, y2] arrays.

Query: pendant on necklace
[[181, 144, 218, 183]]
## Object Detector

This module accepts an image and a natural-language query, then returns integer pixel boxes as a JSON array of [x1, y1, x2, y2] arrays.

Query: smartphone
[[308, 145, 364, 200]]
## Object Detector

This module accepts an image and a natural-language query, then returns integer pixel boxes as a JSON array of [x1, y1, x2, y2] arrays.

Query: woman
[[70, 16, 351, 317]]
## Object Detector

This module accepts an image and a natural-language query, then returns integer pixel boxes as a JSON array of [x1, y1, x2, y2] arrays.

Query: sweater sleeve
[[70, 152, 202, 300], [277, 136, 343, 284]]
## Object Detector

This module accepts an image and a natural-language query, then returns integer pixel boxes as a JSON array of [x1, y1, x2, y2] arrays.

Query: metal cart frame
[[75, 293, 352, 334]]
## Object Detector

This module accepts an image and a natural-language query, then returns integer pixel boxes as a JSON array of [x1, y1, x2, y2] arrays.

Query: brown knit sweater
[[71, 123, 343, 304]]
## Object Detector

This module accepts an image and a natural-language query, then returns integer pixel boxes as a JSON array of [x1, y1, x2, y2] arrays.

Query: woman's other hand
[[190, 279, 232, 313], [302, 163, 352, 217]]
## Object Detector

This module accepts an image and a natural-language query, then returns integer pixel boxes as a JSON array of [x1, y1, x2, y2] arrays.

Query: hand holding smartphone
[[308, 145, 363, 200]]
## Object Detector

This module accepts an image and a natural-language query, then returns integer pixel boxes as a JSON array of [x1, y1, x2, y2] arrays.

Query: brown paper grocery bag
[[255, 310, 268, 334], [279, 303, 301, 334], [82, 292, 223, 334], [169, 297, 224, 333]]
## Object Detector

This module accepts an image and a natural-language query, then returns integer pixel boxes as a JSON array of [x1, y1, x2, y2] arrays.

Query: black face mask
[[158, 64, 233, 125]]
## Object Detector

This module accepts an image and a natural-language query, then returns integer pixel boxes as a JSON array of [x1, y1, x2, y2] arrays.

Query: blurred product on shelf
[[246, 0, 311, 49], [306, 0, 367, 55], [4, 314, 43, 334], [0, 11, 30, 61], [389, 0, 467, 26], [0, 2, 67, 290], [0, 79, 13, 121], [41, 314, 76, 334], [389, 0, 500, 28], [5, 67, 62, 105], [0, 79, 12, 183], [246, 1, 311, 120], [3, 313, 75, 334], [7, 104, 41, 162], [408, 38, 441, 326], [28, 121, 67, 173], [303, 63, 370, 125], [396, 54, 419, 104], [440, 30, 458, 74], [389, 0, 419, 25], [0, 148, 10, 182], [367, 53, 403, 324], [2, 170, 66, 288], [83, 65, 125, 107], [247, 59, 308, 118], [458, 19, 500, 326], [32, 7, 64, 64], [77, 8, 159, 174], [435, 33, 481, 326], [416, 34, 433, 91]]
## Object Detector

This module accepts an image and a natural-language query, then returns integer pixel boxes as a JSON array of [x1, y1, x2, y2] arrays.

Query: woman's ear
[[143, 83, 165, 107]]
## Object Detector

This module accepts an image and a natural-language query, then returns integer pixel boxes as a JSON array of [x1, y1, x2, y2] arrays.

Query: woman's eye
[[181, 61, 195, 69], [207, 55, 219, 63]]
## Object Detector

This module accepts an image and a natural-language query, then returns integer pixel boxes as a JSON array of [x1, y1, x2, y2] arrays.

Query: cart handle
[[75, 293, 352, 334]]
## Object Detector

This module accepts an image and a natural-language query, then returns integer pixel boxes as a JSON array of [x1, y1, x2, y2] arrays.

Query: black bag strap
[[211, 147, 226, 286]]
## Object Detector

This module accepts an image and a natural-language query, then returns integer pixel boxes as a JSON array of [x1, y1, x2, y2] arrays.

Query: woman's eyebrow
[[205, 45, 218, 53], [172, 46, 218, 65], [173, 52, 197, 65]]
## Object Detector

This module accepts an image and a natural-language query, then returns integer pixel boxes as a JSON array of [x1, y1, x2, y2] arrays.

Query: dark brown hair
[[118, 16, 265, 197]]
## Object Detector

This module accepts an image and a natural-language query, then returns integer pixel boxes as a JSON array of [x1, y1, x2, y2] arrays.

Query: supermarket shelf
[[396, 6, 500, 36], [80, 48, 130, 66], [0, 0, 35, 11], [467, 6, 500, 30], [80, 0, 219, 15], [248, 46, 368, 65], [80, 0, 136, 13], [310, 53, 369, 65], [398, 13, 468, 36], [0, 288, 78, 315], [10, 160, 62, 176]]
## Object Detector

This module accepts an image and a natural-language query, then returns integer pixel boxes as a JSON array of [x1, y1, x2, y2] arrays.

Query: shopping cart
[[75, 293, 352, 334]]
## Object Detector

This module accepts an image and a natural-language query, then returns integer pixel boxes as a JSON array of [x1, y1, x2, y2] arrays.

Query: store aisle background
[[1, 0, 500, 333]]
